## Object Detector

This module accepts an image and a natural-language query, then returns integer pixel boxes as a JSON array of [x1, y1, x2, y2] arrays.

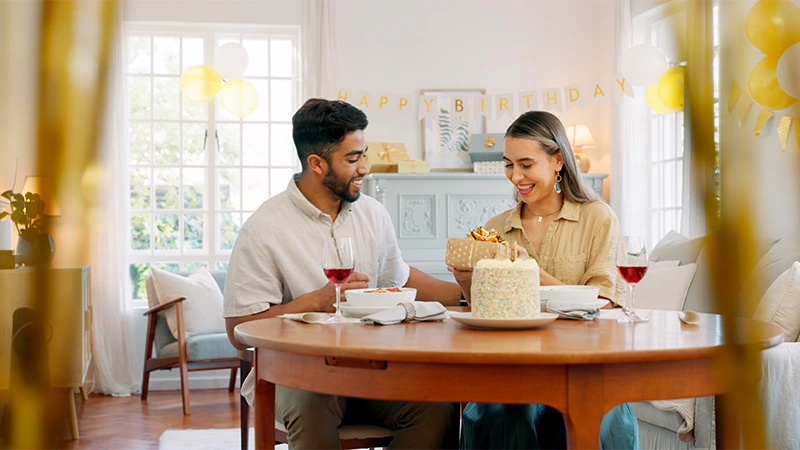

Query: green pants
[[276, 386, 456, 449]]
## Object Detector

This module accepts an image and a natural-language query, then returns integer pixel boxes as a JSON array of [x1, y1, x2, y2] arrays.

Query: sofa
[[632, 231, 800, 449]]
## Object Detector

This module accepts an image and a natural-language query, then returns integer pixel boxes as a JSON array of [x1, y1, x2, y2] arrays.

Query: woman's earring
[[554, 173, 563, 194]]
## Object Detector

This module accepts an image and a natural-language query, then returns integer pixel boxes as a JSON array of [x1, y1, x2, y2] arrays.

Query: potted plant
[[0, 190, 55, 265]]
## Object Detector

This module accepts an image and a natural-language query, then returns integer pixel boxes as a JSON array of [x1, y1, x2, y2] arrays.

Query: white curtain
[[302, 0, 339, 100], [90, 5, 140, 396]]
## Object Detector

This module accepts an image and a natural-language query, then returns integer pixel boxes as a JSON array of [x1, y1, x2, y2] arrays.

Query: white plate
[[337, 304, 393, 318], [449, 312, 558, 330], [546, 299, 609, 311]]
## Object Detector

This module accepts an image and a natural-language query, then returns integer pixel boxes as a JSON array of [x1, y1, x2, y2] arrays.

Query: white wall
[[720, 0, 800, 238], [124, 0, 301, 25], [334, 0, 616, 197]]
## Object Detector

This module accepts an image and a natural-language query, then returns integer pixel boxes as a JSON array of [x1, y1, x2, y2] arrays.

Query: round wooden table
[[235, 309, 783, 449]]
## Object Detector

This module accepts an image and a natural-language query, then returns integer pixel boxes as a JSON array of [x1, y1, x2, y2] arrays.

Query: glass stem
[[629, 283, 636, 316], [335, 285, 341, 317]]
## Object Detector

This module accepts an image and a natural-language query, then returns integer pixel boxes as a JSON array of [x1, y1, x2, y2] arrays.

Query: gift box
[[467, 133, 505, 162], [366, 142, 409, 173], [473, 161, 505, 174], [445, 227, 517, 270], [395, 160, 430, 174]]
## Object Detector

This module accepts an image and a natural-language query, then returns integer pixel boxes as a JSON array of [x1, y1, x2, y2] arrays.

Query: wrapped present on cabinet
[[396, 160, 430, 173], [366, 142, 409, 172]]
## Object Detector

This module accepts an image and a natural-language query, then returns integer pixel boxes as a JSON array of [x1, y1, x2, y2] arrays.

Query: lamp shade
[[22, 176, 61, 217], [564, 125, 596, 149]]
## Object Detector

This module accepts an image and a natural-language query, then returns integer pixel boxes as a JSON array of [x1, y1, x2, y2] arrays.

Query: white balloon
[[215, 43, 249, 79], [657, 12, 687, 63], [777, 42, 800, 100], [622, 44, 670, 87]]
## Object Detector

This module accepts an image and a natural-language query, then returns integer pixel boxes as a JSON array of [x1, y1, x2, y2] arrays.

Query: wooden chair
[[141, 273, 240, 415], [237, 349, 394, 450]]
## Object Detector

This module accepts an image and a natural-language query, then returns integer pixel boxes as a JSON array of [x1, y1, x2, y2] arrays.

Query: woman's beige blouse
[[483, 199, 626, 306]]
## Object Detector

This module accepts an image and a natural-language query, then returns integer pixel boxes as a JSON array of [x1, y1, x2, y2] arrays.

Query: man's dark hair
[[292, 99, 368, 171]]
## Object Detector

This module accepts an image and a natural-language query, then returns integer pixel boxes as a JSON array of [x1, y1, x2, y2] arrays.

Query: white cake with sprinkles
[[471, 258, 540, 319]]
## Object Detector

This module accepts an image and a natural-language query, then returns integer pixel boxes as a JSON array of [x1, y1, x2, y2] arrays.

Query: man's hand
[[308, 272, 371, 312], [447, 267, 473, 303]]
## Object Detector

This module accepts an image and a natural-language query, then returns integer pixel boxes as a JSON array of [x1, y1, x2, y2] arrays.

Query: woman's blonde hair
[[506, 111, 599, 203]]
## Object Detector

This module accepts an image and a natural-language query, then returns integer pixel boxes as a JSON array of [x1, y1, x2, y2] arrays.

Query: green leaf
[[24, 192, 33, 200], [0, 211, 8, 220], [1, 190, 13, 200], [13, 193, 23, 203], [11, 209, 25, 223]]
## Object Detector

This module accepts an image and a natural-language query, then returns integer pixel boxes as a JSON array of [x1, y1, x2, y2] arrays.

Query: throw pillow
[[650, 230, 706, 265], [753, 261, 800, 342], [648, 260, 680, 270], [738, 235, 800, 317], [634, 264, 698, 311], [150, 266, 226, 339]]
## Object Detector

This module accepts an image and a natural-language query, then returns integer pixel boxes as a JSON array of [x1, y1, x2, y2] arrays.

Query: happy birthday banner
[[729, 81, 800, 152], [332, 75, 634, 122]]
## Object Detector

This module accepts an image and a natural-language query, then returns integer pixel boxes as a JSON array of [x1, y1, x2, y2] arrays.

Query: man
[[224, 98, 462, 449]]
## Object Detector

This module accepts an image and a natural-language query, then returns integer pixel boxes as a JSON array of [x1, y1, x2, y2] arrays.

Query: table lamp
[[564, 125, 595, 173]]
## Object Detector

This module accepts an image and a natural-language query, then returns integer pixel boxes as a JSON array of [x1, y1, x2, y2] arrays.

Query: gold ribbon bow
[[377, 145, 399, 161]]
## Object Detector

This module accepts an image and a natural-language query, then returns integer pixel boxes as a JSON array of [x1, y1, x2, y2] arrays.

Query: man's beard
[[323, 167, 361, 203]]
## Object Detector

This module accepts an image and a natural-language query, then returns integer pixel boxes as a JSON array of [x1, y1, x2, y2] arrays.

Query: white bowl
[[344, 288, 417, 307], [540, 285, 600, 304]]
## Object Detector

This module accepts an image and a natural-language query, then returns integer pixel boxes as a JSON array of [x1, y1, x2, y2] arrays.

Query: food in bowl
[[344, 287, 417, 306]]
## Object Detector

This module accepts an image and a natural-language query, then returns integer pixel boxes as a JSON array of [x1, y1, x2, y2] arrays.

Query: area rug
[[158, 428, 288, 450]]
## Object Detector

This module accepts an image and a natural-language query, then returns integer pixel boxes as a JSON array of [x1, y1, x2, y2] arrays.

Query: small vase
[[15, 236, 34, 266], [15, 234, 55, 266]]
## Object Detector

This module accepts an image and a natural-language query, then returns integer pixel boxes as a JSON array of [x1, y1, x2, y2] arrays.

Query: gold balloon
[[180, 65, 222, 102], [745, 0, 800, 58], [647, 84, 676, 115], [657, 66, 685, 112], [748, 56, 797, 110], [220, 78, 259, 118]]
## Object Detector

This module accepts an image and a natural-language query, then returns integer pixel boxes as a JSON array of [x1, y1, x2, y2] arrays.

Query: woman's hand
[[447, 267, 473, 303], [513, 243, 530, 260]]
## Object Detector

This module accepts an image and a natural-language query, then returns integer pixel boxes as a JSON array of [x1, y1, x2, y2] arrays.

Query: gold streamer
[[753, 108, 773, 136], [777, 116, 792, 152], [729, 81, 742, 114], [737, 95, 754, 126]]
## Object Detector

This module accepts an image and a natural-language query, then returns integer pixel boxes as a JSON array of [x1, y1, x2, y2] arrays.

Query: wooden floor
[[60, 388, 244, 449]]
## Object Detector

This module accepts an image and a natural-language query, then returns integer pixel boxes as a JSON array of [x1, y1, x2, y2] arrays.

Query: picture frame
[[420, 88, 487, 171]]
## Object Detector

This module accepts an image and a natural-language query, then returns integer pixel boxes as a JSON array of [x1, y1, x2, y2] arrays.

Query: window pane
[[183, 123, 206, 165], [651, 164, 663, 207], [129, 122, 151, 164], [129, 263, 151, 299], [243, 168, 269, 210], [270, 79, 293, 122], [183, 97, 206, 121], [184, 213, 204, 250], [270, 168, 294, 198], [131, 214, 151, 250], [243, 124, 269, 165], [128, 76, 151, 119], [218, 212, 242, 250], [665, 161, 677, 208], [217, 123, 241, 165], [153, 261, 180, 272], [182, 261, 207, 272], [153, 77, 180, 120], [270, 124, 296, 166], [127, 35, 151, 74], [182, 37, 204, 72], [130, 168, 151, 210], [154, 214, 180, 250], [217, 168, 241, 210], [153, 123, 180, 165], [270, 39, 293, 77], [215, 261, 229, 271], [153, 36, 180, 75], [154, 168, 180, 209], [183, 168, 205, 209], [242, 39, 269, 76], [245, 79, 269, 122]]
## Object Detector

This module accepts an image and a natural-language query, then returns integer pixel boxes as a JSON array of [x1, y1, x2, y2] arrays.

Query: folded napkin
[[361, 301, 447, 325], [546, 306, 599, 321], [279, 312, 332, 323]]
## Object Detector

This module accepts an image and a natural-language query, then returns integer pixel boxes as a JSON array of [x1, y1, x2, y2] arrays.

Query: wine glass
[[323, 237, 355, 323], [616, 235, 649, 323]]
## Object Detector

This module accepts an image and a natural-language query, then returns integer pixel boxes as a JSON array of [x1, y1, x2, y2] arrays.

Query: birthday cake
[[471, 258, 541, 319]]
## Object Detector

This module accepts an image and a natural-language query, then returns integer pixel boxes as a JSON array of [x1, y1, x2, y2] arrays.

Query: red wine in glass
[[617, 266, 648, 284], [324, 268, 354, 285]]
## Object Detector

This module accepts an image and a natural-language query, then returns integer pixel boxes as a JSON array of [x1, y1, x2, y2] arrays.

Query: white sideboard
[[364, 173, 607, 280]]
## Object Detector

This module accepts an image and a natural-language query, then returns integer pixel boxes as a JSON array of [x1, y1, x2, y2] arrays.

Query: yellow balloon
[[647, 85, 676, 115], [748, 56, 797, 110], [657, 66, 685, 111], [745, 0, 800, 58], [220, 78, 259, 118], [180, 65, 222, 102]]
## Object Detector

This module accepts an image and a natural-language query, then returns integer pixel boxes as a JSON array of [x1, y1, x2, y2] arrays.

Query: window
[[125, 24, 301, 303]]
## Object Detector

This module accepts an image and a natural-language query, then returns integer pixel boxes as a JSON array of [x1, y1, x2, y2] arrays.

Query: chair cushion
[[150, 266, 226, 339], [274, 421, 393, 439], [147, 276, 180, 353], [632, 402, 685, 434], [635, 264, 697, 311], [753, 261, 800, 341], [738, 235, 800, 317], [159, 332, 238, 361]]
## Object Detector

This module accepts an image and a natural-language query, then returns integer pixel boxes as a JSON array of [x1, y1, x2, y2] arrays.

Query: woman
[[450, 111, 638, 449]]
